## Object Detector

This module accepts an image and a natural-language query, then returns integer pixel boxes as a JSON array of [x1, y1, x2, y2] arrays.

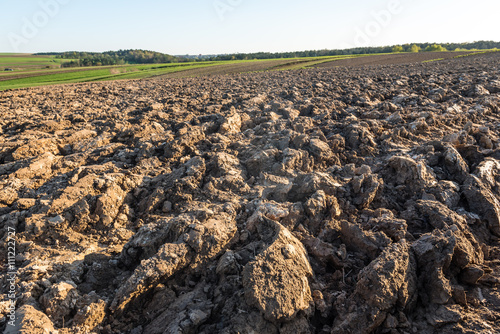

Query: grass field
[[0, 58, 219, 90], [0, 50, 497, 91], [0, 54, 76, 71], [0, 55, 361, 90]]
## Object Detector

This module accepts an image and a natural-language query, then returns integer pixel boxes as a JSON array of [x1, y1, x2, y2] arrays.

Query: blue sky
[[1, 0, 499, 54]]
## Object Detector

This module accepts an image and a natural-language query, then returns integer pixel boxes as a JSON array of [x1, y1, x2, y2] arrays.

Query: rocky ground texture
[[1, 52, 500, 334]]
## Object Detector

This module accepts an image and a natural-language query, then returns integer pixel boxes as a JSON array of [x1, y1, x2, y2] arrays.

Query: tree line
[[35, 41, 500, 66], [208, 41, 500, 61], [36, 49, 179, 67]]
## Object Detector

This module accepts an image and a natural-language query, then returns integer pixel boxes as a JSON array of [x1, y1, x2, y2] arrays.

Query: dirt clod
[[1, 52, 500, 334]]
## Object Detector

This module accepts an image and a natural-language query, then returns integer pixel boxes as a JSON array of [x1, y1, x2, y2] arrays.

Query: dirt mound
[[1, 53, 500, 334]]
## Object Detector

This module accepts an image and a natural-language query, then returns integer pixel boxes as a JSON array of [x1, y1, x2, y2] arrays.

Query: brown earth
[[160, 59, 313, 78], [312, 51, 477, 68], [0, 52, 500, 334]]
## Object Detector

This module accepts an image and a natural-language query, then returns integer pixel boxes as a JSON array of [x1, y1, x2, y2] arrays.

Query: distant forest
[[210, 41, 500, 61], [36, 49, 179, 67], [36, 41, 500, 67]]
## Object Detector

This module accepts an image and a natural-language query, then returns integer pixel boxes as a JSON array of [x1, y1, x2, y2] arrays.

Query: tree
[[409, 44, 421, 52], [425, 44, 447, 52], [392, 45, 404, 53]]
